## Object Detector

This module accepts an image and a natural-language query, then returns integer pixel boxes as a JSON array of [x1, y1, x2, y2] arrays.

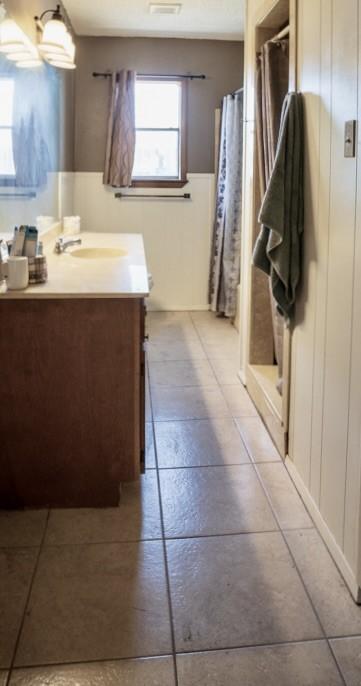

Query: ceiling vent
[[149, 3, 182, 15]]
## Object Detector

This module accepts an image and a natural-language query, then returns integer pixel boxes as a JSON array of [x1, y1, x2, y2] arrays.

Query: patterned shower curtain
[[209, 91, 244, 318]]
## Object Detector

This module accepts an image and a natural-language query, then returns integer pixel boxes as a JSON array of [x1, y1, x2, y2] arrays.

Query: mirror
[[0, 54, 61, 234]]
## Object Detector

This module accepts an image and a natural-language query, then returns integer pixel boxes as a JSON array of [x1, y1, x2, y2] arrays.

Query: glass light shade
[[39, 42, 66, 55], [41, 32, 74, 61], [40, 17, 67, 50], [48, 58, 76, 69], [16, 58, 42, 68], [6, 50, 33, 60], [63, 32, 75, 61], [0, 18, 28, 52], [0, 43, 25, 53]]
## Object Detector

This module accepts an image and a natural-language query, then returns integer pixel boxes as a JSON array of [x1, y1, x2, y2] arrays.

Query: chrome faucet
[[55, 237, 82, 254]]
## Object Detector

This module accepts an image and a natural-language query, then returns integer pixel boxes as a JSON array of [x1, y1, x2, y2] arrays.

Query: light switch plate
[[345, 120, 356, 158]]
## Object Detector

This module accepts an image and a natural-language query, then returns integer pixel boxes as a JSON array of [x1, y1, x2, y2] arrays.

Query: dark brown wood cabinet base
[[0, 298, 145, 508]]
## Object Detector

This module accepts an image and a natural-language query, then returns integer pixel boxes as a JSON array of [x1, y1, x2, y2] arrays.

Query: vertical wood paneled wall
[[242, 0, 361, 598], [289, 0, 361, 594]]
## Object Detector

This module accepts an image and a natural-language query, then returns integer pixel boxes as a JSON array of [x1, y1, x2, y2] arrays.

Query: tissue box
[[63, 216, 81, 235]]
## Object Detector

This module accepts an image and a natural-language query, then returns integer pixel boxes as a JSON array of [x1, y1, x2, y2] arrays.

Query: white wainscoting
[[0, 173, 60, 234], [72, 172, 215, 311]]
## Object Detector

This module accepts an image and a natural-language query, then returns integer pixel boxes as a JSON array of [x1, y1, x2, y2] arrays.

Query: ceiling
[[63, 0, 245, 41]]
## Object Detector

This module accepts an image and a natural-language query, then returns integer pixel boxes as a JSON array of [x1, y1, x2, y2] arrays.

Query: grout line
[[11, 653, 175, 672], [151, 414, 257, 423], [155, 460, 281, 470], [6, 509, 51, 686], [146, 359, 179, 686], [12, 633, 361, 672], [34, 525, 315, 549]]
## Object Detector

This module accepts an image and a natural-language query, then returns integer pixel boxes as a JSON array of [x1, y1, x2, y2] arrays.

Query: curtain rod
[[92, 71, 206, 80], [270, 24, 290, 42], [231, 86, 244, 97]]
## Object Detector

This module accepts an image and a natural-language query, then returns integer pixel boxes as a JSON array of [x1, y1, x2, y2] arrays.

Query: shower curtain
[[256, 38, 289, 392], [209, 91, 243, 318]]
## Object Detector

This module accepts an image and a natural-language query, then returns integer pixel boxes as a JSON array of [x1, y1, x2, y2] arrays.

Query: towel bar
[[0, 192, 36, 198], [115, 192, 191, 200]]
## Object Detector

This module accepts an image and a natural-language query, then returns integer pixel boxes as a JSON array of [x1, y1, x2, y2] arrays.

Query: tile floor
[[1, 311, 361, 685]]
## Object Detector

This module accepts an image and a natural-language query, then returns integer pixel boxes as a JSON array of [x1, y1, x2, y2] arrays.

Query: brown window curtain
[[103, 70, 136, 188], [255, 39, 289, 394]]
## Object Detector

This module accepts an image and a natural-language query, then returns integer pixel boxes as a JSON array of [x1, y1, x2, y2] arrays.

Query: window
[[132, 78, 187, 187], [0, 78, 16, 179]]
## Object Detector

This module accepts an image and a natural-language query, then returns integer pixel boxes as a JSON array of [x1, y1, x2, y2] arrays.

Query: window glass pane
[[135, 81, 181, 129], [0, 129, 15, 176], [133, 130, 179, 178], [0, 79, 15, 126]]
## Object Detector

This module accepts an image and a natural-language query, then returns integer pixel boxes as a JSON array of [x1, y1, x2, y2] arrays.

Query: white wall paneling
[[72, 173, 215, 311], [244, 0, 361, 600]]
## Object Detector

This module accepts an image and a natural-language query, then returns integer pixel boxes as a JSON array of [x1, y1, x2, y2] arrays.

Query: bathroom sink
[[69, 247, 127, 259]]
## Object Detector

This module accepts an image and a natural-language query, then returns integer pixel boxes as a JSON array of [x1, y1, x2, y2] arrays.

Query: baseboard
[[146, 303, 210, 312], [285, 456, 361, 604]]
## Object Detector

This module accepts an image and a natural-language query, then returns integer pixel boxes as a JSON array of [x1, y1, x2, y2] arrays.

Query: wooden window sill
[[131, 179, 189, 189]]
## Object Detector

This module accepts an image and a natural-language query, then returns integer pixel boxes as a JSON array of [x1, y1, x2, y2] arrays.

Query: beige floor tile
[[256, 463, 313, 530], [203, 340, 240, 360], [147, 311, 193, 332], [10, 656, 175, 686], [196, 327, 239, 346], [330, 637, 361, 686], [177, 641, 344, 686], [149, 360, 217, 388], [15, 541, 172, 666], [160, 466, 277, 537], [285, 529, 361, 637], [145, 378, 152, 421], [209, 357, 242, 385], [152, 386, 230, 421], [167, 533, 322, 652], [221, 385, 258, 417], [190, 311, 225, 325], [0, 548, 38, 668], [190, 312, 237, 336], [147, 341, 206, 362], [0, 511, 48, 547], [148, 326, 199, 344], [45, 472, 161, 545], [0, 673, 7, 686], [155, 419, 250, 468], [235, 417, 281, 462], [146, 423, 156, 468]]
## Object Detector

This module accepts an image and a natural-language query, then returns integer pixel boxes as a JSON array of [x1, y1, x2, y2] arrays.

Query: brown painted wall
[[5, 0, 75, 171], [75, 37, 244, 173]]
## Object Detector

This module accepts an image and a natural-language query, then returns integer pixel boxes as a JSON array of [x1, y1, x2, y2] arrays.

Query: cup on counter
[[7, 256, 29, 290]]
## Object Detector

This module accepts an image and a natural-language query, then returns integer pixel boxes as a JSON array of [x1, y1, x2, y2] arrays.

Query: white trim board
[[285, 456, 361, 604]]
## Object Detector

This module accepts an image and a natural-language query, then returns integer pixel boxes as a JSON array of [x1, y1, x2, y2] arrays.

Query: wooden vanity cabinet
[[0, 297, 146, 508]]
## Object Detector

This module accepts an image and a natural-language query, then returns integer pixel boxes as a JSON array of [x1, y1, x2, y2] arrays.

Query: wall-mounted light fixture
[[35, 4, 76, 70], [0, 2, 42, 67]]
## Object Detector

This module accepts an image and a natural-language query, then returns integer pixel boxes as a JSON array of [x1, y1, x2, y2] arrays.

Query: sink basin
[[70, 247, 127, 259]]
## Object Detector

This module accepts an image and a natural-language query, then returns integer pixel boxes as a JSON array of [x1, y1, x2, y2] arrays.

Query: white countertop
[[0, 232, 149, 299]]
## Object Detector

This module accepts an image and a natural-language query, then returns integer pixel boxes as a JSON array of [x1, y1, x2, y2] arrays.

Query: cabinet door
[[139, 301, 146, 473]]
